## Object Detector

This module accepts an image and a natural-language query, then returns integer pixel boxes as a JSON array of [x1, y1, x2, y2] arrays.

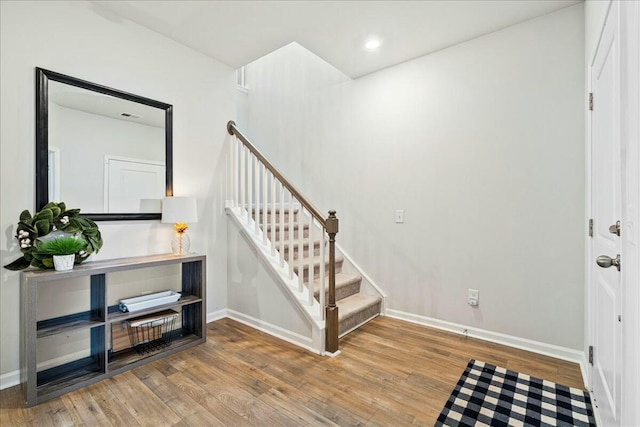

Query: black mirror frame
[[35, 67, 173, 221]]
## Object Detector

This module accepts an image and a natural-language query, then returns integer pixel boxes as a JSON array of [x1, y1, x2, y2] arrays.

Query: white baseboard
[[0, 349, 90, 391], [386, 309, 585, 369], [207, 308, 228, 323], [226, 309, 320, 355], [0, 370, 20, 390]]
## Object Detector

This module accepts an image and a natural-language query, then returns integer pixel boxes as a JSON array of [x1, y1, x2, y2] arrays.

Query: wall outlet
[[468, 289, 479, 306], [395, 210, 404, 223]]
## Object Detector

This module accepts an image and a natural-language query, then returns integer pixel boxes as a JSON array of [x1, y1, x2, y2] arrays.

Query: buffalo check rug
[[435, 359, 596, 427]]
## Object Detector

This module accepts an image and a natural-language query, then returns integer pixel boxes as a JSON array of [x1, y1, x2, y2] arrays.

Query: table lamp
[[162, 197, 198, 255]]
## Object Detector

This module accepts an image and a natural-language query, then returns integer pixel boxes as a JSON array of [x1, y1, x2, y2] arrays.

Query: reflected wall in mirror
[[36, 68, 173, 221]]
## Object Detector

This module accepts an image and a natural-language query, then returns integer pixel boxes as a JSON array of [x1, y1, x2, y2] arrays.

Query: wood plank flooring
[[0, 316, 585, 426]]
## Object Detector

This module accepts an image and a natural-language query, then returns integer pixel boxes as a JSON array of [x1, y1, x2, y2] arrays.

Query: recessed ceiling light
[[364, 38, 381, 51]]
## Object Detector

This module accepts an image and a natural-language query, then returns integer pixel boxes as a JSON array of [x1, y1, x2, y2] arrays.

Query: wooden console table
[[21, 253, 206, 406]]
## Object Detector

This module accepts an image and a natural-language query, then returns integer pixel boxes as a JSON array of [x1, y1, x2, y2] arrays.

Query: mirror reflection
[[48, 81, 165, 213]]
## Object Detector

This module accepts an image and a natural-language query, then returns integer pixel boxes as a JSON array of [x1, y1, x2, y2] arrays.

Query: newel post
[[325, 210, 339, 353]]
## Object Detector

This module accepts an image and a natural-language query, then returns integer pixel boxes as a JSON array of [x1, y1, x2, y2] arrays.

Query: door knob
[[596, 254, 621, 271]]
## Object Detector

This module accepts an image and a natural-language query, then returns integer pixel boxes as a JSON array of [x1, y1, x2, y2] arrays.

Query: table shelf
[[21, 253, 206, 406]]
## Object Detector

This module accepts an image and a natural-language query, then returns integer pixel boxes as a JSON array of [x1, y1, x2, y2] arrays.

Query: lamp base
[[171, 232, 190, 255]]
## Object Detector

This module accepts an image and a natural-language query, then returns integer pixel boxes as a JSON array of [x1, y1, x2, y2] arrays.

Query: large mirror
[[36, 68, 173, 221]]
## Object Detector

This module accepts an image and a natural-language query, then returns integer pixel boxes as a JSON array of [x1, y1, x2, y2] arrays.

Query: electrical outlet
[[468, 289, 479, 306], [395, 210, 404, 223]]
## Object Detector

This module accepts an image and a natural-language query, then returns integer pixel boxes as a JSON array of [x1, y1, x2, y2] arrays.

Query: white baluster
[[288, 196, 294, 280], [279, 183, 285, 267], [262, 166, 268, 244], [247, 153, 252, 225], [232, 139, 238, 208], [308, 215, 314, 306], [319, 224, 326, 319], [240, 144, 245, 216], [270, 174, 276, 256], [254, 158, 260, 234], [298, 208, 305, 292]]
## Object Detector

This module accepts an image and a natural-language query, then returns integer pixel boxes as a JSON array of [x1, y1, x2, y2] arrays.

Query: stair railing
[[226, 121, 340, 353]]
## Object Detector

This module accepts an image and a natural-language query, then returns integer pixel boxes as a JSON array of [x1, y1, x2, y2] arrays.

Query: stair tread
[[337, 293, 382, 320], [294, 254, 344, 267], [251, 207, 299, 213], [275, 238, 321, 248], [312, 273, 360, 292], [266, 223, 308, 230]]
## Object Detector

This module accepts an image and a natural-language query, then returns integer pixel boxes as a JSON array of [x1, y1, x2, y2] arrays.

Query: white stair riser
[[267, 224, 309, 241], [314, 279, 361, 303], [252, 211, 298, 224], [294, 258, 344, 282], [279, 241, 323, 261]]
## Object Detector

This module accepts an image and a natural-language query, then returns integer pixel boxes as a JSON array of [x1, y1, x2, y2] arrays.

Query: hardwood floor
[[0, 316, 585, 426]]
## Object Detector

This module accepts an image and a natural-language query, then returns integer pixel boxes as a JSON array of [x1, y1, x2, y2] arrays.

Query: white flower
[[60, 216, 69, 224], [21, 243, 28, 248], [52, 225, 57, 231]]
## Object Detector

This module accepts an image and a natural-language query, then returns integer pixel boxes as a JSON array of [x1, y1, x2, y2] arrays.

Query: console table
[[21, 253, 206, 406]]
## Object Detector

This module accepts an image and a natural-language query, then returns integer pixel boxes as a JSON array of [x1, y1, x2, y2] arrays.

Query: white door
[[590, 2, 622, 425], [105, 157, 165, 213]]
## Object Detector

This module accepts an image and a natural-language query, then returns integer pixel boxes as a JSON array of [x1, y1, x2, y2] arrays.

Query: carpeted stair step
[[293, 255, 344, 282], [312, 273, 362, 303], [252, 207, 299, 224], [337, 293, 382, 336], [275, 239, 323, 261], [266, 223, 309, 241]]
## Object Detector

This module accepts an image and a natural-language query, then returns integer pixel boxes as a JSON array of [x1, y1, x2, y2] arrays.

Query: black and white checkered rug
[[435, 359, 596, 427]]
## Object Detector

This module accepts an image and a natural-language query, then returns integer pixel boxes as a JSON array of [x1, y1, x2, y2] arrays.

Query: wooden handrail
[[227, 120, 340, 353], [227, 121, 326, 227]]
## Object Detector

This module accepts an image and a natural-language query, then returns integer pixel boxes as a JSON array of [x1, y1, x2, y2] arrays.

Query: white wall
[[585, 0, 611, 64], [0, 1, 235, 385], [226, 219, 314, 344], [242, 5, 585, 350]]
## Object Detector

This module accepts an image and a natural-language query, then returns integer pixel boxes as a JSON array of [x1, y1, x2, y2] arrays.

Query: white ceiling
[[93, 0, 582, 78]]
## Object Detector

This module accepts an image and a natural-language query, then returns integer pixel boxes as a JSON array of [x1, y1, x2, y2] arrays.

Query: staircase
[[258, 208, 382, 337], [226, 121, 385, 354]]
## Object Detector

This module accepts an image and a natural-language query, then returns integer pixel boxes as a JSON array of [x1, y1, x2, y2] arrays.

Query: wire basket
[[126, 309, 179, 354]]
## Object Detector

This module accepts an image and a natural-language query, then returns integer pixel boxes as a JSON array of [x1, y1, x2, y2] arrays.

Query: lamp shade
[[162, 197, 198, 224]]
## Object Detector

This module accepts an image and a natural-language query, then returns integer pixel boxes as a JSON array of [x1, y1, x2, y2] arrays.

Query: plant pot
[[53, 254, 75, 271]]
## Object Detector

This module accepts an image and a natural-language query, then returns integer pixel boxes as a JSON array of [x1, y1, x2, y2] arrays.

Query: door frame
[[586, 1, 640, 425], [103, 154, 166, 213]]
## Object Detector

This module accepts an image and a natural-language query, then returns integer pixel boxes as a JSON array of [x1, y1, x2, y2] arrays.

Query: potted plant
[[4, 202, 103, 271], [35, 236, 87, 271]]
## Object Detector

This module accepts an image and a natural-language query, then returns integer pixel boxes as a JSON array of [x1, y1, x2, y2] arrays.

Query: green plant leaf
[[50, 206, 61, 217], [34, 208, 53, 222], [57, 202, 66, 212], [18, 222, 36, 233], [19, 210, 32, 222], [34, 219, 51, 236], [37, 237, 86, 255], [30, 258, 52, 269], [31, 252, 45, 260], [3, 256, 30, 271], [62, 209, 81, 217]]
